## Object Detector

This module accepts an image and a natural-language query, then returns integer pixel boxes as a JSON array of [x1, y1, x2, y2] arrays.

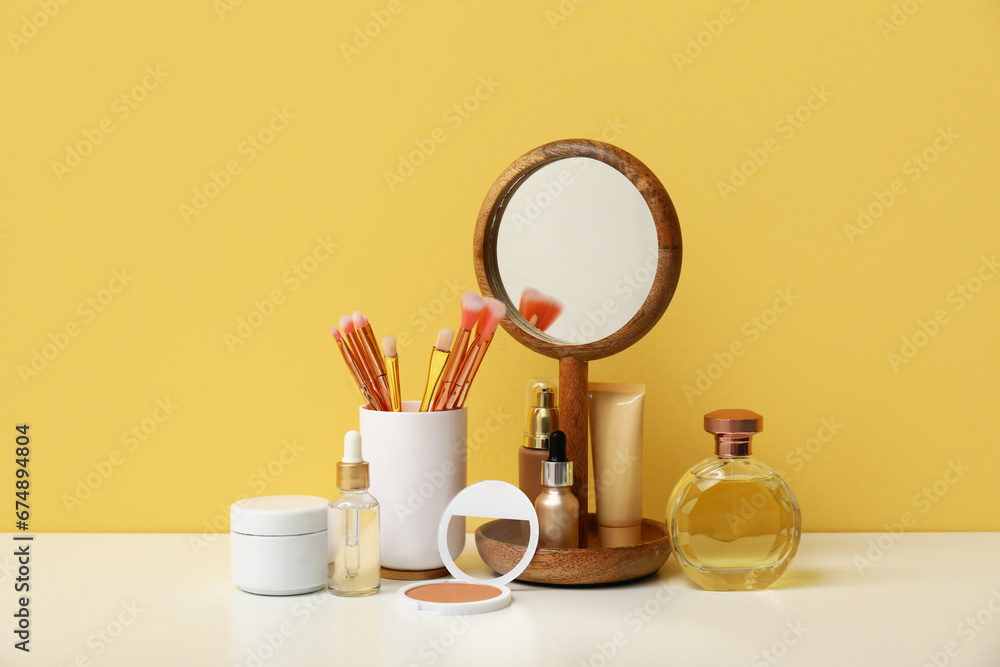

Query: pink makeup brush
[[430, 292, 483, 411], [341, 314, 390, 411], [353, 311, 386, 375], [332, 327, 376, 409], [352, 311, 392, 408], [447, 297, 506, 409]]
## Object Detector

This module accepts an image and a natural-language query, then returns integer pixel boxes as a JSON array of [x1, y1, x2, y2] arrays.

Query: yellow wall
[[3, 0, 998, 533]]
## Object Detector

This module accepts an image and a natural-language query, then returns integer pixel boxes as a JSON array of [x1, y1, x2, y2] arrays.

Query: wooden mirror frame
[[475, 139, 682, 360], [474, 139, 682, 547]]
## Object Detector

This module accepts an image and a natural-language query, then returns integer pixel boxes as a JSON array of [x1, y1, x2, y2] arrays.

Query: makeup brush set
[[331, 293, 506, 413]]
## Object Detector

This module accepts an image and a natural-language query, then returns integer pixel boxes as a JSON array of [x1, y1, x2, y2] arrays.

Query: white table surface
[[1, 532, 998, 666]]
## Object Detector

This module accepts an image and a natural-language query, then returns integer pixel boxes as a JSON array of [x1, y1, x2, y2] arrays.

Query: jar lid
[[230, 495, 328, 537]]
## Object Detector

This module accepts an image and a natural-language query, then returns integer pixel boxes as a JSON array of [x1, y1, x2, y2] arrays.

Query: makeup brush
[[435, 300, 493, 411], [447, 297, 507, 409], [339, 315, 364, 365], [339, 314, 372, 382], [352, 311, 393, 409], [419, 328, 455, 412], [353, 311, 387, 376], [341, 314, 390, 411], [518, 287, 563, 332], [431, 292, 483, 411], [331, 327, 376, 409], [382, 335, 401, 412]]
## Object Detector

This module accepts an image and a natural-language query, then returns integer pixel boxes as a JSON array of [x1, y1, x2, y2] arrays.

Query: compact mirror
[[474, 139, 682, 547]]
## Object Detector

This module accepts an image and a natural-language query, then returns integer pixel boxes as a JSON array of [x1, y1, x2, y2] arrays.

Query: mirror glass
[[495, 157, 658, 344]]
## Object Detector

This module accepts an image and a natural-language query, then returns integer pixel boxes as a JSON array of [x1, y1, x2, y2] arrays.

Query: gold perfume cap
[[524, 386, 559, 450], [704, 409, 762, 457]]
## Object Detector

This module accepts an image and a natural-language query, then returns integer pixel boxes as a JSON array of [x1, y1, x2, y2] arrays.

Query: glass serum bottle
[[667, 410, 800, 591], [328, 430, 380, 597], [534, 431, 579, 549]]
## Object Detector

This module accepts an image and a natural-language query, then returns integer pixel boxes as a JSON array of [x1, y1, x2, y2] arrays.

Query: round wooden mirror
[[474, 138, 682, 546]]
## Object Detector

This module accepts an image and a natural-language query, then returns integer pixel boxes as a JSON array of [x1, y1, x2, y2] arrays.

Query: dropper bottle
[[520, 383, 559, 506], [328, 430, 380, 597], [534, 430, 579, 549]]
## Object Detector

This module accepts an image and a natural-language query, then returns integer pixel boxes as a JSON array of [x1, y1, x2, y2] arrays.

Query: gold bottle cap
[[337, 461, 369, 490], [524, 386, 559, 450], [704, 409, 762, 457]]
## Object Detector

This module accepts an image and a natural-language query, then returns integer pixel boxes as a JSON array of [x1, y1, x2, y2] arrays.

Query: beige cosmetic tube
[[588, 382, 645, 548]]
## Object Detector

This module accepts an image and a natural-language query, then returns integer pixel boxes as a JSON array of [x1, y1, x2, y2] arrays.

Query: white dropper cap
[[337, 430, 368, 489], [343, 430, 363, 463]]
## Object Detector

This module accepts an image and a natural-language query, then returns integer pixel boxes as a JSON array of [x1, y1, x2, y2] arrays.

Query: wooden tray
[[475, 513, 671, 585]]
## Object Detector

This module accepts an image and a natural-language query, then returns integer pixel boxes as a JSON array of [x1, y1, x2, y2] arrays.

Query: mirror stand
[[559, 356, 590, 546], [474, 139, 682, 580]]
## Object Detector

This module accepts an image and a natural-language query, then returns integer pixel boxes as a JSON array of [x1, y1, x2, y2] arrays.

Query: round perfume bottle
[[666, 410, 801, 591]]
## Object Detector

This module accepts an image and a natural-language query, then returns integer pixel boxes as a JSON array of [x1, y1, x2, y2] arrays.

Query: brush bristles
[[352, 310, 368, 330], [339, 315, 355, 335], [460, 292, 484, 331], [382, 335, 396, 357], [332, 327, 343, 341], [477, 298, 506, 338], [518, 287, 537, 313], [518, 287, 563, 332], [436, 328, 455, 352]]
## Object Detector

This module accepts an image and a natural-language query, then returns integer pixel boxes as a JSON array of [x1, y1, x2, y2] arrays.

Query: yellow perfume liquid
[[667, 410, 801, 592]]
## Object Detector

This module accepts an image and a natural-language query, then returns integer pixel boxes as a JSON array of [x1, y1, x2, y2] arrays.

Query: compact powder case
[[397, 481, 539, 615]]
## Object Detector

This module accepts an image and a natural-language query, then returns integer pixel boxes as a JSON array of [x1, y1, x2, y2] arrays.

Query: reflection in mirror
[[495, 157, 658, 344], [518, 287, 563, 332]]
